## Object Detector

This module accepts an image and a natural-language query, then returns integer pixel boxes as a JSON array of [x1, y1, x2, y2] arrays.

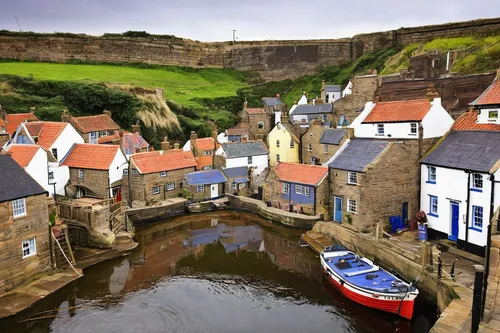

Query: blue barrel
[[418, 223, 428, 241]]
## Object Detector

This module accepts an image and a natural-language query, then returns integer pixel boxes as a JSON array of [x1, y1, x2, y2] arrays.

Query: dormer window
[[488, 110, 498, 121]]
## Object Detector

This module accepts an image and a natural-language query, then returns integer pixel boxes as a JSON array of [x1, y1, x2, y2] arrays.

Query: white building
[[349, 98, 454, 139], [216, 140, 269, 176]]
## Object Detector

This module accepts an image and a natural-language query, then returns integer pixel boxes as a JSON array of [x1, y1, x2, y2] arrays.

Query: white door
[[211, 184, 218, 198]]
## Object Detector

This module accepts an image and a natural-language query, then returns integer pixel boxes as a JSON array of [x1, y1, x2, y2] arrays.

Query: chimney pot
[[103, 110, 112, 118], [190, 131, 197, 142], [161, 136, 170, 151], [173, 142, 180, 150], [496, 69, 500, 80], [131, 121, 141, 135], [243, 101, 248, 110], [61, 108, 71, 123], [426, 84, 439, 102], [29, 107, 35, 114]]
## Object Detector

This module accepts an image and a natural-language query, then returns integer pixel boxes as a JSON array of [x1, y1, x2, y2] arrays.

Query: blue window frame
[[470, 173, 483, 192], [428, 195, 438, 217], [377, 124, 384, 135], [427, 166, 436, 184], [471, 206, 483, 231]]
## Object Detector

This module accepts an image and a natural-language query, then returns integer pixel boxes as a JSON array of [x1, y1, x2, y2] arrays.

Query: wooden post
[[64, 226, 76, 265], [421, 241, 430, 270], [376, 222, 381, 241], [471, 265, 485, 333]]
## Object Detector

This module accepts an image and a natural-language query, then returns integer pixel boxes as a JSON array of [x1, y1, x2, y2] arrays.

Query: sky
[[0, 0, 499, 41]]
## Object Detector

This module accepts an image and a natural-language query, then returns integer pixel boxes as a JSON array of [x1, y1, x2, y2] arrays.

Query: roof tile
[[275, 162, 328, 186], [61, 144, 121, 170], [246, 108, 266, 115], [329, 139, 389, 172], [363, 99, 431, 123], [24, 122, 67, 149], [452, 111, 500, 132], [195, 137, 215, 151], [185, 169, 227, 186], [7, 144, 40, 168], [131, 150, 196, 174], [221, 140, 269, 158], [471, 80, 500, 106], [196, 155, 213, 170], [71, 114, 119, 133], [5, 113, 38, 135]]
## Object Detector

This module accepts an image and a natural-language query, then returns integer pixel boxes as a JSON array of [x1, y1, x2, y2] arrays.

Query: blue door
[[449, 202, 459, 241], [334, 197, 342, 223]]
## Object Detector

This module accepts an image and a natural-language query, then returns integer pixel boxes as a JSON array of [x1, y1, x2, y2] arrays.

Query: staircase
[[52, 227, 76, 269], [109, 206, 133, 235]]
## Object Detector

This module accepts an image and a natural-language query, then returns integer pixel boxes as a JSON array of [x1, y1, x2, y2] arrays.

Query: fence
[[58, 202, 93, 228]]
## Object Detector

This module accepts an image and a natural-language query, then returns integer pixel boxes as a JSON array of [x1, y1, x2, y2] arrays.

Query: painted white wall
[[348, 102, 375, 131], [354, 122, 420, 139], [182, 140, 191, 151], [108, 149, 128, 196], [51, 124, 85, 162], [225, 154, 268, 176], [420, 164, 499, 248], [342, 82, 353, 97], [325, 92, 342, 104], [275, 111, 282, 124], [478, 108, 500, 124], [48, 163, 70, 196], [25, 148, 49, 194], [420, 98, 454, 139], [297, 94, 308, 105]]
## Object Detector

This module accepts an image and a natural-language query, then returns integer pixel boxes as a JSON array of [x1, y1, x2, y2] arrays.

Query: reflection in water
[[1, 212, 435, 333]]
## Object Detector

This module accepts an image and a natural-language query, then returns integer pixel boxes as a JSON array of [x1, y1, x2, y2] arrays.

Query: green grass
[[423, 36, 477, 52], [0, 62, 249, 108]]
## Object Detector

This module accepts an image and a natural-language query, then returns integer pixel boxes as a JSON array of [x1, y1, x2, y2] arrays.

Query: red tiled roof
[[71, 114, 119, 133], [275, 162, 328, 186], [131, 150, 196, 174], [5, 113, 38, 135], [194, 137, 215, 151], [61, 144, 120, 170], [7, 144, 40, 168], [471, 80, 500, 106], [24, 122, 67, 150], [246, 108, 265, 115], [452, 111, 500, 132], [196, 155, 213, 170], [363, 99, 431, 123]]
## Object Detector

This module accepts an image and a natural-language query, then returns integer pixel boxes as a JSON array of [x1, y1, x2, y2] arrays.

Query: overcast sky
[[0, 0, 499, 41]]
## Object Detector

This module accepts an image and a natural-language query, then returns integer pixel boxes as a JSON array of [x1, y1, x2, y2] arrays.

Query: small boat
[[320, 247, 419, 320]]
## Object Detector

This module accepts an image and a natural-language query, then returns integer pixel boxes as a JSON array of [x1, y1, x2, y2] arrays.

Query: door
[[211, 184, 218, 198], [334, 197, 342, 223], [402, 202, 408, 226], [449, 202, 459, 241]]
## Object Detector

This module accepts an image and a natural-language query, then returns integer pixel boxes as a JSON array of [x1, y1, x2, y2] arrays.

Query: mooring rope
[[51, 230, 83, 277]]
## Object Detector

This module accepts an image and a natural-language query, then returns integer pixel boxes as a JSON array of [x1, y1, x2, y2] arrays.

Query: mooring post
[[421, 242, 430, 270], [429, 245, 433, 266], [450, 257, 458, 278], [437, 252, 442, 279], [471, 265, 485, 333], [376, 222, 381, 241]]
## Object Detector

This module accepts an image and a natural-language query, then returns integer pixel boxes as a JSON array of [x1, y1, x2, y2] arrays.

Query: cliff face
[[1, 17, 499, 81]]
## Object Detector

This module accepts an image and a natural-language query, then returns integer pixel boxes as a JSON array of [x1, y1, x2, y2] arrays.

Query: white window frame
[[472, 206, 483, 229], [324, 144, 328, 154], [48, 171, 54, 180], [166, 182, 175, 191], [22, 238, 36, 258], [90, 131, 98, 144], [78, 169, 84, 179], [488, 110, 498, 120], [410, 123, 417, 135], [197, 185, 205, 193], [430, 196, 438, 215], [248, 156, 253, 165], [347, 171, 357, 185], [123, 169, 129, 175], [160, 171, 167, 178], [99, 130, 108, 137], [276, 154, 280, 163], [428, 166, 436, 183], [308, 144, 312, 152], [472, 173, 483, 189], [283, 183, 290, 194], [203, 150, 211, 156], [232, 182, 237, 190], [310, 157, 316, 165], [51, 148, 58, 160], [304, 187, 310, 197], [152, 186, 160, 195], [132, 169, 138, 176], [290, 140, 295, 148], [347, 199, 357, 214], [12, 198, 27, 218], [295, 184, 303, 195], [377, 124, 384, 136], [276, 140, 280, 148]]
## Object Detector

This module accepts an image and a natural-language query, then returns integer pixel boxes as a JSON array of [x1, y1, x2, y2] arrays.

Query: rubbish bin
[[418, 223, 428, 241]]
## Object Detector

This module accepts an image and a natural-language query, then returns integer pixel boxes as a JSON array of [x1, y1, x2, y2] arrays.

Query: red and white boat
[[320, 247, 419, 320]]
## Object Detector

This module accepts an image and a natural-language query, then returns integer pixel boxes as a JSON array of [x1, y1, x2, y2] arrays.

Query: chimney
[[496, 69, 500, 80], [211, 126, 218, 142], [243, 100, 248, 111], [173, 142, 180, 150], [0, 105, 6, 122], [103, 110, 112, 118], [112, 136, 121, 146], [61, 108, 71, 123], [425, 84, 439, 102], [321, 80, 325, 91], [29, 107, 36, 114], [190, 131, 197, 142], [276, 93, 280, 98], [161, 136, 170, 151], [347, 127, 355, 139], [132, 121, 141, 135]]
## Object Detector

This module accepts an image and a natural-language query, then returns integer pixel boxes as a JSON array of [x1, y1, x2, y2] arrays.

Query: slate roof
[[61, 144, 121, 170], [363, 99, 431, 123], [131, 150, 196, 174], [7, 144, 40, 168], [319, 129, 345, 145], [221, 140, 269, 158], [329, 139, 389, 172], [185, 169, 227, 185], [471, 79, 500, 106], [325, 85, 342, 92], [262, 97, 284, 107], [421, 131, 500, 173], [6, 112, 38, 136], [0, 155, 47, 203], [71, 114, 119, 133], [292, 104, 332, 115], [24, 122, 67, 150], [452, 111, 500, 132], [275, 162, 328, 186], [222, 166, 249, 179]]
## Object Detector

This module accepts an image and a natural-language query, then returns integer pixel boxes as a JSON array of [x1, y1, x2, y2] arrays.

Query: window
[[48, 171, 54, 180], [339, 114, 345, 126], [283, 183, 290, 194], [12, 198, 26, 218], [90, 132, 97, 143], [203, 150, 211, 156], [51, 148, 58, 160], [488, 110, 498, 120], [152, 186, 160, 195], [276, 154, 280, 163], [290, 140, 295, 148], [429, 196, 438, 216], [410, 123, 417, 135], [377, 124, 385, 135], [248, 156, 253, 164], [123, 169, 129, 175], [22, 238, 36, 258], [472, 206, 483, 230], [258, 121, 264, 129], [78, 169, 84, 179], [295, 185, 304, 195], [132, 169, 138, 176], [304, 187, 310, 197], [322, 114, 327, 122], [347, 172, 357, 185], [347, 199, 357, 214], [428, 166, 436, 183], [197, 185, 205, 193], [202, 165, 212, 170], [308, 144, 312, 152], [99, 131, 108, 137], [166, 182, 175, 191], [310, 157, 316, 165], [160, 171, 167, 178], [472, 173, 483, 191], [324, 144, 328, 154], [232, 182, 237, 190], [276, 140, 280, 148]]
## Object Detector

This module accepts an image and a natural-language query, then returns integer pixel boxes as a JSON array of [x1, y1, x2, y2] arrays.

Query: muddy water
[[1, 212, 437, 333]]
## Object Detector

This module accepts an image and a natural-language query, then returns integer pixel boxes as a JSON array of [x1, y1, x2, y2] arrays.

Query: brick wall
[[0, 194, 50, 296], [66, 168, 110, 199]]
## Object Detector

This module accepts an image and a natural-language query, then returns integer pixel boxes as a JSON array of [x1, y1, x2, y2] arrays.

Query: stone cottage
[[301, 123, 347, 165], [184, 169, 227, 201], [216, 140, 269, 176], [239, 101, 271, 141], [182, 130, 217, 170], [0, 155, 49, 297], [222, 166, 250, 195], [62, 110, 120, 144]]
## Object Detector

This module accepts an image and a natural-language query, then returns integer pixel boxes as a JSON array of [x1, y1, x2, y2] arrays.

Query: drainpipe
[[482, 174, 497, 318], [464, 171, 472, 252], [127, 158, 133, 208], [313, 186, 317, 216]]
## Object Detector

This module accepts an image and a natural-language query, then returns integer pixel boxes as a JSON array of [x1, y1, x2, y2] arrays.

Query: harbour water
[[1, 211, 437, 333]]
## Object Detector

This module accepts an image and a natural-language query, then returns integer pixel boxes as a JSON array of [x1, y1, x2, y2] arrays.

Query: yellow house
[[267, 122, 299, 166]]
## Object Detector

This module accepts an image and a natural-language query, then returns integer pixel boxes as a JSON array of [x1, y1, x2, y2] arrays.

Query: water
[[1, 212, 437, 333]]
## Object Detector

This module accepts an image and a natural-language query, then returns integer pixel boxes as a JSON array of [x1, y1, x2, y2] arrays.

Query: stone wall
[[2, 17, 499, 81], [186, 183, 224, 201], [126, 199, 187, 224], [0, 194, 50, 296], [66, 168, 110, 199], [247, 113, 272, 141], [301, 124, 347, 165]]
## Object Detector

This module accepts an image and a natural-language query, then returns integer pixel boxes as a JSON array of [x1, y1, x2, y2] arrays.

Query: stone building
[[239, 101, 271, 141], [184, 169, 227, 201], [301, 123, 347, 165], [0, 155, 49, 297], [263, 162, 329, 216], [262, 96, 286, 124], [98, 128, 151, 157], [62, 110, 120, 144], [182, 130, 217, 170], [221, 166, 250, 195], [216, 140, 269, 176], [288, 103, 334, 126], [320, 81, 343, 104], [125, 149, 197, 202], [61, 144, 127, 201]]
